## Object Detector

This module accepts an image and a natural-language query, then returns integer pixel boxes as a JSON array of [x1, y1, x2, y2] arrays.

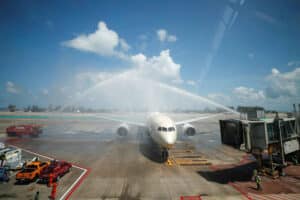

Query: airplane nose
[[165, 137, 175, 144], [161, 132, 176, 147]]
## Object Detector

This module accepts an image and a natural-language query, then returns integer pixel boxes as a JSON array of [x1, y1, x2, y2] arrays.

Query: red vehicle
[[6, 125, 43, 137], [39, 160, 72, 183]]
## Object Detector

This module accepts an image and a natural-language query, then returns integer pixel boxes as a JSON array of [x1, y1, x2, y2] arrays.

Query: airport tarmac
[[0, 112, 299, 200], [0, 150, 84, 200]]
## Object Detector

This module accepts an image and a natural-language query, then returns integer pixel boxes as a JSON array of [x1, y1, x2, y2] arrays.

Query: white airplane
[[96, 112, 223, 161]]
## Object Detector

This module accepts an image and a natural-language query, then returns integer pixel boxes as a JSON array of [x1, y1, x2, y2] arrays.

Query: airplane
[[95, 112, 224, 161]]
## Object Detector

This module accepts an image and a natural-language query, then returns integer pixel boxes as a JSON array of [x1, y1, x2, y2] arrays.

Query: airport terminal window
[[267, 124, 275, 141], [286, 121, 296, 136], [280, 124, 288, 139], [278, 121, 296, 139]]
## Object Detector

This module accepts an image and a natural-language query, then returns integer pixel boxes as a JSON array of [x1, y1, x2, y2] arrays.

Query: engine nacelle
[[116, 123, 129, 136], [183, 123, 196, 136]]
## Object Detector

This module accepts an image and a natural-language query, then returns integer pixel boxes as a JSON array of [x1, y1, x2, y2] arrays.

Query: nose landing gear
[[161, 149, 169, 162]]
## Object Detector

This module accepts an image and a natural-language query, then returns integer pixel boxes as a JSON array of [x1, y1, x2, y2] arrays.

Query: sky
[[0, 0, 300, 111]]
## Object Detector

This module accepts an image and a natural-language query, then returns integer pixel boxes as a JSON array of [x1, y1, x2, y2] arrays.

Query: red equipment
[[48, 173, 54, 187], [39, 160, 72, 184], [6, 124, 43, 137], [50, 182, 57, 200]]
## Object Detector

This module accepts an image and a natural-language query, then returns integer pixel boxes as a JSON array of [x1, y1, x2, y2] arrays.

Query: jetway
[[219, 104, 300, 177]]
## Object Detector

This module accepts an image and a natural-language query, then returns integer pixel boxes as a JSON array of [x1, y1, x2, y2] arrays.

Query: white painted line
[[9, 144, 53, 160], [59, 168, 87, 200], [8, 144, 88, 200]]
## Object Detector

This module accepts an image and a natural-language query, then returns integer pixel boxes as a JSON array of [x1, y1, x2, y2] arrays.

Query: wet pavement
[[0, 112, 299, 199]]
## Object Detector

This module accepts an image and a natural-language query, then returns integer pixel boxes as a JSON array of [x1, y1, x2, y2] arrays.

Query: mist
[[60, 69, 236, 113]]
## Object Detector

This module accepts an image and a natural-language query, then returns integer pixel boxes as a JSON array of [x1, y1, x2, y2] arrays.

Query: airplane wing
[[95, 114, 146, 127], [174, 113, 224, 125], [95, 112, 225, 127]]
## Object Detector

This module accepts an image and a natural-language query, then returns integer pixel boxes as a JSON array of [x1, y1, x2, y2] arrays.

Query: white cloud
[[76, 71, 114, 85], [156, 29, 177, 42], [65, 49, 182, 110], [265, 67, 300, 98], [287, 61, 300, 67], [207, 93, 231, 104], [62, 21, 127, 57], [233, 86, 265, 100], [131, 53, 147, 67], [287, 61, 294, 66], [172, 79, 184, 84], [186, 80, 196, 86], [157, 29, 167, 41], [58, 21, 197, 110], [167, 35, 177, 42], [131, 49, 181, 82], [42, 89, 49, 95], [255, 11, 278, 25], [6, 81, 21, 94], [271, 68, 280, 75], [74, 49, 182, 89], [119, 38, 130, 51], [226, 67, 300, 109]]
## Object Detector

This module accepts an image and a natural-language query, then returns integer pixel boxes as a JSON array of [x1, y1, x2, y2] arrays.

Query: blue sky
[[1, 0, 300, 111]]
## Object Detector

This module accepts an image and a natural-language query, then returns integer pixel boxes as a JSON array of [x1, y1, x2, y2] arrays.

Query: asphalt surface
[[0, 113, 250, 200]]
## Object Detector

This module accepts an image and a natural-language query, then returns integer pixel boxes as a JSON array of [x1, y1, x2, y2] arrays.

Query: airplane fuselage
[[146, 113, 177, 149]]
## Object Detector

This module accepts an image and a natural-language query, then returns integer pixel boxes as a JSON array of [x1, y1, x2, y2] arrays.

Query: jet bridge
[[219, 106, 300, 177]]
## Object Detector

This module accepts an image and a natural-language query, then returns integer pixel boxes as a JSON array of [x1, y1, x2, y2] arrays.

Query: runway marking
[[61, 164, 91, 200], [229, 182, 253, 200], [210, 156, 300, 200], [248, 192, 300, 200], [8, 144, 90, 200], [229, 182, 300, 200]]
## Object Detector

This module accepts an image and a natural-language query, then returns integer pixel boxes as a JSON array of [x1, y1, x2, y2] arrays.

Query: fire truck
[[6, 124, 43, 137]]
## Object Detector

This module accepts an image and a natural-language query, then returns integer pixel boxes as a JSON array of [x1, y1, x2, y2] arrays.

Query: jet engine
[[116, 123, 129, 136], [183, 123, 196, 136]]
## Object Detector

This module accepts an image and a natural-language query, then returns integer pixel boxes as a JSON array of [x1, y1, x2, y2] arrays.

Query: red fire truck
[[6, 125, 43, 137]]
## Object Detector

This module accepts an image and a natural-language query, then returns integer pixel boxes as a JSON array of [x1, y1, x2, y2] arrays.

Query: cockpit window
[[158, 127, 174, 131], [168, 127, 175, 131], [158, 127, 175, 131]]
